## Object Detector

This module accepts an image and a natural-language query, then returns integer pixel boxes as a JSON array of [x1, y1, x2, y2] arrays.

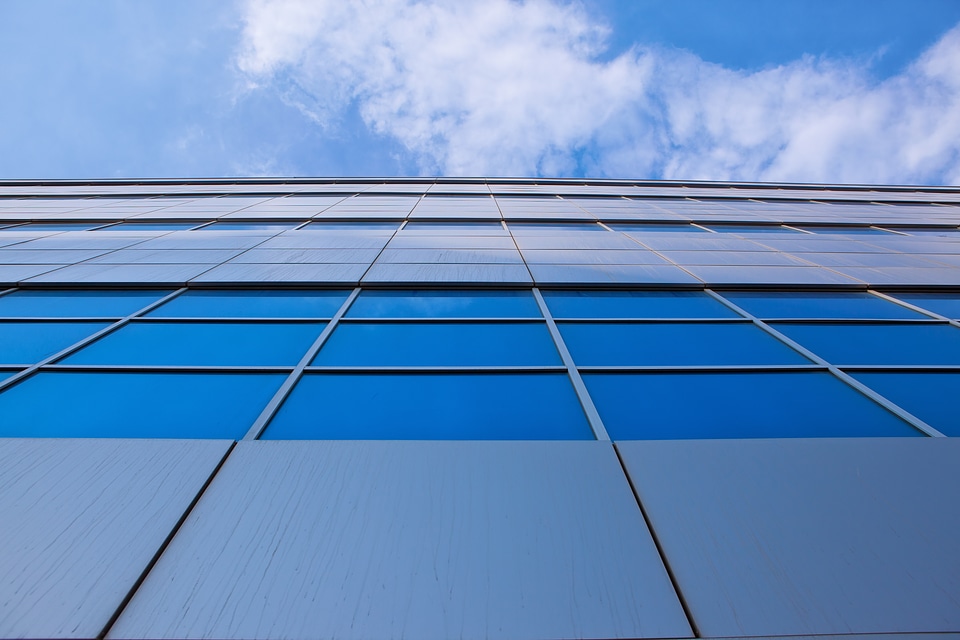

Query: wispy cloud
[[237, 0, 960, 184]]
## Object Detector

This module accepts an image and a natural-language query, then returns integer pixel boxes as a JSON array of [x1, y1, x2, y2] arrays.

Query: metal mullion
[[303, 365, 568, 373], [0, 316, 123, 323], [41, 364, 294, 373], [553, 317, 751, 324], [128, 316, 334, 325], [0, 287, 17, 299], [336, 316, 544, 324], [838, 364, 960, 372], [533, 287, 609, 441], [241, 287, 361, 441], [869, 290, 960, 330], [760, 317, 946, 325], [0, 287, 187, 393], [577, 364, 827, 373], [704, 288, 946, 437]]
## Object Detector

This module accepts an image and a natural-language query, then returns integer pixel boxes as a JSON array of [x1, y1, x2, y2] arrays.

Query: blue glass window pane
[[559, 322, 807, 366], [200, 222, 297, 231], [509, 223, 604, 232], [64, 322, 324, 366], [773, 323, 960, 365], [852, 372, 960, 437], [16, 223, 100, 231], [0, 290, 171, 318], [890, 227, 960, 237], [0, 372, 284, 438], [893, 293, 960, 319], [584, 372, 920, 439], [542, 290, 738, 319], [609, 223, 707, 233], [313, 322, 559, 366], [346, 290, 541, 318], [148, 290, 349, 318], [720, 291, 923, 319], [0, 322, 108, 365], [263, 373, 592, 440], [100, 222, 201, 231]]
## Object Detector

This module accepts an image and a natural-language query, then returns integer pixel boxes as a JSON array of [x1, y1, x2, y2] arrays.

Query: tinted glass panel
[[346, 290, 541, 318], [0, 290, 170, 318], [543, 290, 738, 319], [149, 290, 349, 318], [889, 227, 960, 237], [0, 372, 284, 438], [306, 222, 399, 230], [0, 322, 108, 365], [64, 322, 324, 366], [720, 291, 923, 319], [773, 323, 960, 365], [797, 226, 893, 235], [853, 372, 960, 436], [509, 223, 603, 232], [559, 322, 807, 366], [403, 222, 504, 232], [893, 293, 960, 319], [16, 223, 100, 231], [263, 373, 592, 439], [313, 322, 559, 366], [584, 371, 919, 439]]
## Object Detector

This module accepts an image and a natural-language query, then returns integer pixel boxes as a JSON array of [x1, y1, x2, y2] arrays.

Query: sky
[[1, 0, 959, 184]]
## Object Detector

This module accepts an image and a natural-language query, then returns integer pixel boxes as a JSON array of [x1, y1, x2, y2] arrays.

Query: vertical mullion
[[704, 289, 946, 438], [533, 287, 610, 441], [241, 287, 361, 441]]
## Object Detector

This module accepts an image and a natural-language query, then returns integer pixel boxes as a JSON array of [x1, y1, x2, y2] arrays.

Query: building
[[0, 177, 958, 640]]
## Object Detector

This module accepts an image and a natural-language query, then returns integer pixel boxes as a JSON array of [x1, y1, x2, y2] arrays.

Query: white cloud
[[237, 0, 960, 184]]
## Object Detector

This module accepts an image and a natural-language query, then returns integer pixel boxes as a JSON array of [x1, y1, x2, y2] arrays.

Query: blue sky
[[1, 0, 959, 184]]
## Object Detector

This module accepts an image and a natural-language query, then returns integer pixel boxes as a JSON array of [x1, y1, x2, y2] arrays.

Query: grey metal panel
[[109, 440, 693, 640], [521, 249, 670, 265], [191, 262, 368, 284], [0, 264, 64, 282], [227, 248, 383, 264], [25, 263, 213, 284], [683, 264, 862, 285], [659, 250, 811, 266], [0, 249, 109, 264], [0, 438, 231, 640], [827, 266, 960, 285], [86, 249, 245, 264], [617, 438, 960, 637], [376, 248, 525, 264], [362, 262, 533, 283], [529, 263, 701, 285]]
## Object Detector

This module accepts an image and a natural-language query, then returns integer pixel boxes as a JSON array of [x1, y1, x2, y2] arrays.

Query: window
[[148, 290, 349, 318], [542, 290, 738, 319], [346, 290, 541, 318]]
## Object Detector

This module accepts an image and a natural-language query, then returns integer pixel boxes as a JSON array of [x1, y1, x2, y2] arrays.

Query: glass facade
[[2, 179, 960, 640]]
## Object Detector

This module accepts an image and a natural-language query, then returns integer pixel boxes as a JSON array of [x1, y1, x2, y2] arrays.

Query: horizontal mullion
[[127, 316, 335, 324], [302, 365, 568, 373], [0, 316, 124, 322], [576, 364, 828, 373], [764, 318, 949, 325], [552, 317, 750, 323], [40, 364, 296, 373], [838, 364, 960, 372], [337, 316, 545, 323]]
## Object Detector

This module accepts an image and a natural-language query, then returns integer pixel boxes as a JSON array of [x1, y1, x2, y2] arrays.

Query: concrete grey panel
[[0, 438, 231, 640], [617, 438, 960, 637], [25, 263, 213, 284], [362, 262, 532, 283], [529, 263, 700, 285], [191, 262, 369, 284], [109, 440, 693, 640]]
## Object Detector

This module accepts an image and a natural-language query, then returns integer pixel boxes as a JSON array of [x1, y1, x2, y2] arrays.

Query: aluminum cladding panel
[[109, 440, 693, 640], [617, 437, 960, 637], [0, 438, 232, 639]]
